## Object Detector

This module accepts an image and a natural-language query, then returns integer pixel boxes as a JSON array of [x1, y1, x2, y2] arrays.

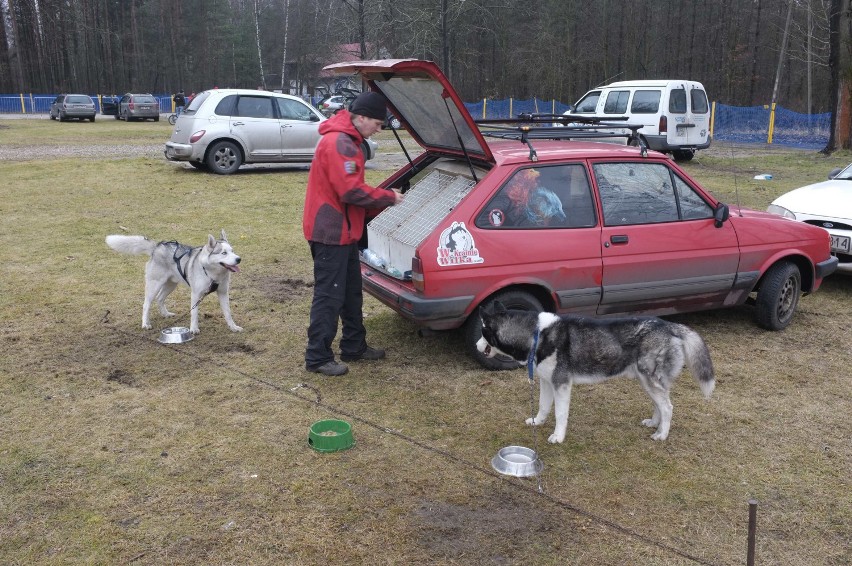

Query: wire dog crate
[[367, 161, 477, 277]]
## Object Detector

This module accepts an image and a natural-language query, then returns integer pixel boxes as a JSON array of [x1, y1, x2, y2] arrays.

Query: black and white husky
[[106, 230, 242, 334], [476, 302, 715, 442]]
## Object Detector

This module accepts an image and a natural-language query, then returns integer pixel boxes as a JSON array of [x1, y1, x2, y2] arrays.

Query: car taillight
[[659, 115, 667, 134], [129, 100, 135, 110], [189, 130, 206, 143], [411, 254, 424, 292]]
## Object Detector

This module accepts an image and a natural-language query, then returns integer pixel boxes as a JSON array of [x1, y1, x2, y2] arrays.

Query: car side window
[[594, 162, 712, 226], [573, 91, 600, 113], [277, 98, 315, 121], [235, 96, 274, 119], [603, 90, 630, 114], [214, 95, 238, 116], [674, 174, 713, 219], [669, 89, 687, 113], [630, 90, 661, 114], [595, 163, 679, 226], [475, 164, 596, 229]]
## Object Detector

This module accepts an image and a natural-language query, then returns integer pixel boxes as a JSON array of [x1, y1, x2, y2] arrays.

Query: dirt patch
[[106, 368, 135, 386], [257, 276, 312, 303]]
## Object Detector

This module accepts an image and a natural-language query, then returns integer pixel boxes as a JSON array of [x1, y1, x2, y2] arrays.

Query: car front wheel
[[463, 289, 544, 371], [755, 261, 801, 330], [206, 141, 242, 174]]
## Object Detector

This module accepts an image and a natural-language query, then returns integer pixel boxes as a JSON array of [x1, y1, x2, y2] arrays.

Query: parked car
[[564, 80, 712, 161], [117, 93, 160, 121], [768, 165, 852, 274], [322, 59, 838, 369], [49, 94, 96, 122], [164, 88, 377, 175], [101, 96, 119, 116], [318, 94, 349, 116]]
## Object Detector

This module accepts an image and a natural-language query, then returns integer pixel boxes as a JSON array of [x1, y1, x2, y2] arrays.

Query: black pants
[[305, 241, 367, 369]]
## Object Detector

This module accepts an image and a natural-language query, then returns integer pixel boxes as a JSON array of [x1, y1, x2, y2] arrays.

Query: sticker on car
[[437, 221, 484, 266]]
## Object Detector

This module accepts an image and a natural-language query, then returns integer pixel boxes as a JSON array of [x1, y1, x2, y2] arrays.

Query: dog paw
[[547, 433, 565, 444], [642, 418, 659, 428], [189, 327, 200, 334], [525, 417, 542, 426], [163, 311, 176, 318], [651, 431, 668, 441], [229, 325, 243, 332], [142, 323, 152, 330]]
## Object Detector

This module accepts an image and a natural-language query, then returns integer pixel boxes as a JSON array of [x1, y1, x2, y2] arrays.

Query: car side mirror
[[828, 167, 842, 179], [310, 114, 320, 122], [714, 203, 730, 228]]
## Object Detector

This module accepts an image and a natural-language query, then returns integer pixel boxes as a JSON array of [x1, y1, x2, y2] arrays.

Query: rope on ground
[[106, 317, 722, 566]]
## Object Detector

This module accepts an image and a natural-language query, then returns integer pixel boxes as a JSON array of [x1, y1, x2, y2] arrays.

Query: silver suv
[[49, 94, 96, 122], [117, 93, 161, 122], [164, 88, 376, 175]]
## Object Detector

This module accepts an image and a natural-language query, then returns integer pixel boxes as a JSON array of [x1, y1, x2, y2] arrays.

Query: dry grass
[[0, 119, 850, 565]]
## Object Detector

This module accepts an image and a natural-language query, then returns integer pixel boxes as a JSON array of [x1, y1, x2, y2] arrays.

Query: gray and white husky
[[105, 230, 243, 334], [476, 302, 715, 442]]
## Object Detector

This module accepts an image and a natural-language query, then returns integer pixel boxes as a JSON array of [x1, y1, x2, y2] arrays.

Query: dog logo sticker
[[437, 221, 484, 266]]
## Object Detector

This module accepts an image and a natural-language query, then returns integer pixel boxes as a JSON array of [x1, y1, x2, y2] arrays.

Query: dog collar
[[527, 328, 539, 383]]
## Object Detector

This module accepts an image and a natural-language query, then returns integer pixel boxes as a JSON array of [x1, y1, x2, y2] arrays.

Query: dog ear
[[492, 300, 507, 314], [207, 234, 217, 249], [220, 229, 228, 242]]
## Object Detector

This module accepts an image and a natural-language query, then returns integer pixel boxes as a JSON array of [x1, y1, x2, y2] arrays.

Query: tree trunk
[[824, 0, 852, 152]]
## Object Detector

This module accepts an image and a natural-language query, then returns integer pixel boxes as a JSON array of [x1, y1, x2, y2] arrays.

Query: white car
[[165, 88, 376, 175], [768, 166, 852, 274]]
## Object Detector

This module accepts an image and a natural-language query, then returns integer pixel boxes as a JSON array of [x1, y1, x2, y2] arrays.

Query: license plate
[[831, 234, 851, 254]]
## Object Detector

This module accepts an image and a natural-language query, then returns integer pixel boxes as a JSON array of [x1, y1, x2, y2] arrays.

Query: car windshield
[[134, 95, 157, 104], [67, 95, 91, 104]]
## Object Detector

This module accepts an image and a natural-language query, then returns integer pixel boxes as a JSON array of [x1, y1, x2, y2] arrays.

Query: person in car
[[302, 91, 404, 376]]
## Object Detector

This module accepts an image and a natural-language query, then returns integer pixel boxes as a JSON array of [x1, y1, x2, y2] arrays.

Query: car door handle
[[610, 235, 629, 245], [232, 121, 244, 126]]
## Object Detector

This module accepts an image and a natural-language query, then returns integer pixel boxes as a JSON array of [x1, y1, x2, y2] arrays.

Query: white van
[[568, 79, 711, 161]]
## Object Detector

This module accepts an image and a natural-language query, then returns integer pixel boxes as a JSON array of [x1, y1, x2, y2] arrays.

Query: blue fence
[[712, 103, 830, 150], [0, 92, 833, 150], [0, 94, 174, 114]]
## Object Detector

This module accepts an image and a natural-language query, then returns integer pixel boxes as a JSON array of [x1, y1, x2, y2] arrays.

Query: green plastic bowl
[[308, 419, 355, 452]]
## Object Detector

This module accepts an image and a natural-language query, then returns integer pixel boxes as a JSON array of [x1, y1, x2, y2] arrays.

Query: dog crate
[[367, 159, 478, 277]]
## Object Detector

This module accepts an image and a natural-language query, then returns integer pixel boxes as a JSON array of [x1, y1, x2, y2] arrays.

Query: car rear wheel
[[206, 141, 242, 175], [463, 289, 544, 371], [755, 261, 801, 330], [672, 149, 695, 162]]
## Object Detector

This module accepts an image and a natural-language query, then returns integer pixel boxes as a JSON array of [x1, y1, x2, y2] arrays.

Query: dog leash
[[527, 328, 544, 493]]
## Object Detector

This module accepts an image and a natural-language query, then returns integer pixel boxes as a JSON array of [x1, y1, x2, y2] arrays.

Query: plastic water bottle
[[361, 249, 385, 269], [753, 174, 773, 180], [387, 266, 403, 278]]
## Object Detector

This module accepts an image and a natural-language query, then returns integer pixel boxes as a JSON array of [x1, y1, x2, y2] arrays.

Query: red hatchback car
[[324, 60, 838, 369]]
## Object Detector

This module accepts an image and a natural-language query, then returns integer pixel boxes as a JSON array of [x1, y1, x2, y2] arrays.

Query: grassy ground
[[0, 119, 850, 565]]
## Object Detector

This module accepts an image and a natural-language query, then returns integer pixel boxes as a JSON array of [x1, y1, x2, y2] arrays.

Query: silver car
[[118, 93, 161, 122], [164, 88, 376, 175], [49, 94, 96, 122]]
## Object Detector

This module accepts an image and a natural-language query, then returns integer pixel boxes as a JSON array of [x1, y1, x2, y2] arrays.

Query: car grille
[[804, 219, 852, 230]]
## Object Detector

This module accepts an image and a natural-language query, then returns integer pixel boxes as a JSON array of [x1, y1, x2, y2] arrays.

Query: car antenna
[[441, 89, 479, 182], [730, 144, 743, 217]]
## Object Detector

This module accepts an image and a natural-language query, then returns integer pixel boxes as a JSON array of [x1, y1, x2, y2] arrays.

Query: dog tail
[[105, 235, 157, 256], [677, 325, 715, 399]]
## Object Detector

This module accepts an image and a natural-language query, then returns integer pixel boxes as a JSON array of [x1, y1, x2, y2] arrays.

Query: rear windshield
[[690, 89, 709, 114], [66, 95, 92, 104], [134, 95, 157, 104], [669, 89, 687, 113]]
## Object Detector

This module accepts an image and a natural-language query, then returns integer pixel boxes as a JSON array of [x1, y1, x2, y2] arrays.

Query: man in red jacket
[[303, 91, 403, 376]]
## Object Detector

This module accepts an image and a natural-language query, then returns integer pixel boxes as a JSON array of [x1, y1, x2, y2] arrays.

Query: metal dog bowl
[[158, 327, 194, 344], [308, 419, 355, 453], [491, 445, 543, 477]]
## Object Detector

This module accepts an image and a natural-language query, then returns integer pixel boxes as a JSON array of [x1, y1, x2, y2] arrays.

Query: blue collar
[[527, 328, 539, 383]]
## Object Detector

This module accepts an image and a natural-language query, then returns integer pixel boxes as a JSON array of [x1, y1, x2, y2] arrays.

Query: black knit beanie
[[349, 91, 387, 120]]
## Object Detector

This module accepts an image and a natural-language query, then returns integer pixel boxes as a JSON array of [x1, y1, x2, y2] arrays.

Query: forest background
[[0, 0, 840, 110]]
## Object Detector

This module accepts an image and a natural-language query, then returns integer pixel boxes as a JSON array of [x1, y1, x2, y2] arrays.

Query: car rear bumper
[[164, 142, 193, 161], [361, 267, 474, 330], [645, 134, 711, 152]]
